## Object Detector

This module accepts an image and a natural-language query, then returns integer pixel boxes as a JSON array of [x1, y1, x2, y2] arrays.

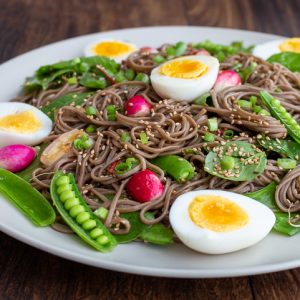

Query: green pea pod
[[0, 168, 55, 226], [151, 155, 195, 183], [204, 141, 267, 181], [260, 91, 300, 144], [50, 171, 117, 252], [257, 135, 300, 161]]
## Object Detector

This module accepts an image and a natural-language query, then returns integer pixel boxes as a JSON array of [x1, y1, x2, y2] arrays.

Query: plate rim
[[1, 25, 296, 278]]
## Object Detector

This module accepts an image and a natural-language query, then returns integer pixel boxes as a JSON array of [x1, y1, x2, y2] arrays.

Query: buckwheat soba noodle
[[14, 44, 300, 238]]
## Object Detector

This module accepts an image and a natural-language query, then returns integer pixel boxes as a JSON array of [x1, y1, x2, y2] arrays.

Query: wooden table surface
[[1, 0, 300, 299]]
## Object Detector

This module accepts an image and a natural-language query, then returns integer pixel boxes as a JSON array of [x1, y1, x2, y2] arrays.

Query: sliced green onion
[[67, 77, 77, 85], [82, 138, 93, 150], [86, 124, 97, 133], [249, 96, 257, 106], [114, 157, 139, 174], [203, 132, 215, 142], [183, 148, 197, 155], [121, 131, 131, 142], [220, 156, 235, 170], [237, 100, 252, 109], [94, 207, 109, 221], [85, 106, 97, 116], [153, 55, 166, 64], [115, 70, 126, 83], [135, 73, 150, 84], [208, 117, 218, 131], [115, 162, 131, 174], [193, 92, 210, 105], [106, 105, 116, 121], [125, 69, 135, 80], [277, 158, 297, 170], [223, 130, 234, 139], [258, 109, 271, 116], [140, 132, 149, 144], [73, 139, 83, 150], [253, 105, 263, 113]]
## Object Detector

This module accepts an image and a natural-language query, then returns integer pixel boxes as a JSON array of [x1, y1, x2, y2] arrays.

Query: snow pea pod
[[50, 171, 117, 252], [0, 168, 55, 226], [151, 155, 195, 183], [260, 91, 300, 144]]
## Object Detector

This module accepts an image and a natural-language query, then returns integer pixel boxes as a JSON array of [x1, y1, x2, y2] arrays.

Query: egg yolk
[[189, 196, 249, 232], [0, 110, 41, 133], [160, 59, 208, 79], [92, 41, 135, 57], [279, 38, 300, 53]]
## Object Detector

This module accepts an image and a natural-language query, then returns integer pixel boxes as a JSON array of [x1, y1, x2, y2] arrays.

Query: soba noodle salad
[[1, 37, 300, 254]]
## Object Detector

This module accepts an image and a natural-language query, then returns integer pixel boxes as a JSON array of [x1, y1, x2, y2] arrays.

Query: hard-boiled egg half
[[0, 102, 52, 147], [253, 37, 300, 60], [169, 190, 275, 254], [150, 55, 219, 102], [84, 39, 137, 62]]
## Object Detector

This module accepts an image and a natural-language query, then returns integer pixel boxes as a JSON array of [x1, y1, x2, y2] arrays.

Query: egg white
[[253, 39, 285, 60], [0, 102, 53, 147], [169, 190, 275, 254], [84, 39, 137, 63], [150, 55, 219, 102]]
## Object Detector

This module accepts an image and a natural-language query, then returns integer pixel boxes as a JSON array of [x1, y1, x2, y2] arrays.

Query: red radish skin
[[126, 169, 164, 203], [140, 46, 157, 53], [195, 49, 211, 56], [213, 70, 241, 93], [124, 95, 152, 117], [0, 144, 36, 172]]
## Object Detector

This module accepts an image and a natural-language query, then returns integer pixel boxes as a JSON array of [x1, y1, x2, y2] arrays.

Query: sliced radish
[[213, 70, 241, 93], [124, 95, 152, 117]]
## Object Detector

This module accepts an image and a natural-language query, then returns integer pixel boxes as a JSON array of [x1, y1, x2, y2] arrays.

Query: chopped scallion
[[67, 77, 77, 85], [94, 207, 109, 221], [277, 158, 297, 170], [106, 105, 116, 121], [121, 131, 131, 142], [86, 124, 97, 133], [223, 130, 234, 139], [203, 132, 215, 142], [140, 132, 149, 144], [237, 100, 252, 109], [85, 106, 97, 116], [208, 117, 218, 131]]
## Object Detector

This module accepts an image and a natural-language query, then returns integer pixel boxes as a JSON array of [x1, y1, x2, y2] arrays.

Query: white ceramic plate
[[0, 26, 296, 278]]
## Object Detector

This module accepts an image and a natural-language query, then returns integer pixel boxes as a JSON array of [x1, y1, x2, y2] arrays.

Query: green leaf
[[267, 52, 300, 72], [257, 135, 300, 161], [140, 223, 173, 245], [41, 92, 92, 121], [204, 141, 267, 181], [246, 182, 300, 236], [114, 212, 150, 243]]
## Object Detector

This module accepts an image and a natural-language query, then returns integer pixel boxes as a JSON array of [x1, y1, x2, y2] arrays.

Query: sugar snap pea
[[0, 168, 55, 226], [50, 171, 117, 252], [151, 155, 195, 183], [260, 91, 300, 144]]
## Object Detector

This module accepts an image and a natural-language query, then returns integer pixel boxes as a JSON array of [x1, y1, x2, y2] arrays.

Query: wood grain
[[0, 0, 300, 299]]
